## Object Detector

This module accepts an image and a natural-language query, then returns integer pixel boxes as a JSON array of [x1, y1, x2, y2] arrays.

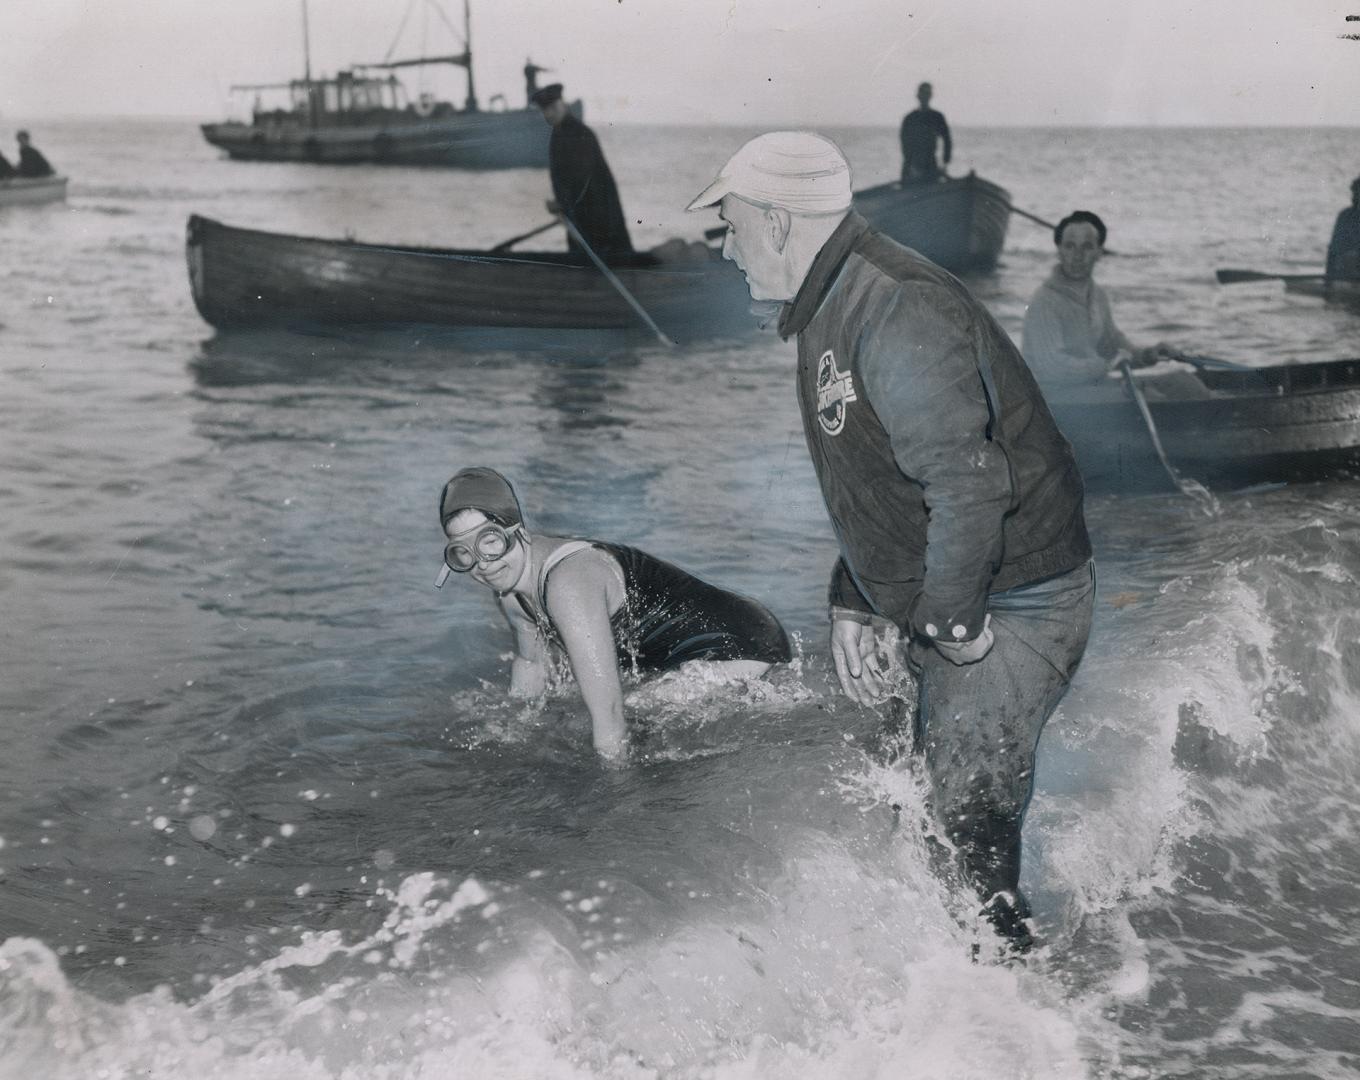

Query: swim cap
[[439, 467, 523, 528]]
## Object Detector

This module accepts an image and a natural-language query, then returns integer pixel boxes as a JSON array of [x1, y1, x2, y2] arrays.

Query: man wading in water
[[689, 132, 1096, 953]]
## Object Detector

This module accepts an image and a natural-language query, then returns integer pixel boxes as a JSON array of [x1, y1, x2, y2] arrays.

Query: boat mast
[[301, 0, 312, 82], [463, 0, 478, 111], [301, 0, 318, 127]]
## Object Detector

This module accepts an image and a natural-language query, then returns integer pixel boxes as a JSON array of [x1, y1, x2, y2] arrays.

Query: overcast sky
[[2, 0, 1358, 127]]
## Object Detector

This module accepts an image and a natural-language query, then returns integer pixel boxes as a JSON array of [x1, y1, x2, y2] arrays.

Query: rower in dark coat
[[16, 131, 55, 178], [899, 82, 951, 184], [1326, 177, 1360, 282], [531, 83, 635, 262]]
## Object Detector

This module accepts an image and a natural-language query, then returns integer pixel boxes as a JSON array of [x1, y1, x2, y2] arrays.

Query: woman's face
[[444, 509, 528, 593]]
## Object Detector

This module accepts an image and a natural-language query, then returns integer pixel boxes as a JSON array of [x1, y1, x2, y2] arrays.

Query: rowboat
[[201, 1, 571, 169], [186, 215, 753, 338], [0, 175, 67, 208], [1045, 358, 1360, 492], [854, 172, 1011, 274], [1283, 278, 1360, 308]]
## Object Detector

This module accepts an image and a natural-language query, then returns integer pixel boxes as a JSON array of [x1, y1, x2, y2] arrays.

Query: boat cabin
[[235, 65, 467, 128]]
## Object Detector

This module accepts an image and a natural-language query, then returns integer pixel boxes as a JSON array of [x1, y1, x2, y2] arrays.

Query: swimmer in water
[[436, 467, 791, 760]]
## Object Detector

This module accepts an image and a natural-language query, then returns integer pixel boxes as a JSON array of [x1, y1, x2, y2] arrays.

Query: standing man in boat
[[1021, 210, 1176, 395], [1325, 176, 1360, 283], [523, 58, 553, 104], [14, 131, 55, 178], [531, 83, 635, 262], [899, 82, 951, 184], [436, 467, 791, 762], [689, 131, 1095, 954]]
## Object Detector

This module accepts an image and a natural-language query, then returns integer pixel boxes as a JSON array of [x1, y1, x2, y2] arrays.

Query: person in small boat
[[1021, 210, 1180, 395], [436, 467, 791, 761], [15, 131, 54, 178], [899, 82, 951, 184], [1325, 176, 1360, 283], [531, 83, 635, 262], [0, 149, 16, 180]]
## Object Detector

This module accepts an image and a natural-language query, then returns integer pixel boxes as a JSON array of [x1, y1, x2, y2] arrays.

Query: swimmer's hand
[[831, 616, 899, 706], [595, 735, 629, 767], [932, 614, 994, 666]]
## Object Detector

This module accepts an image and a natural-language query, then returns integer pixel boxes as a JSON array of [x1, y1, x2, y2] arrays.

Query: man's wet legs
[[910, 562, 1095, 950]]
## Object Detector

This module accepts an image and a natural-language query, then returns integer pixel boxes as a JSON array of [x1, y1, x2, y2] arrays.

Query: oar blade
[[1216, 268, 1327, 285], [1216, 268, 1274, 284]]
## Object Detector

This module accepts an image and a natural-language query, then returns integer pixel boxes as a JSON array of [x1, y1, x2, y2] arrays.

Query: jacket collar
[[777, 211, 870, 340]]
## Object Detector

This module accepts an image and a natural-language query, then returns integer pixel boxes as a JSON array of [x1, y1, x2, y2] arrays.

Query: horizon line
[[7, 112, 1360, 131]]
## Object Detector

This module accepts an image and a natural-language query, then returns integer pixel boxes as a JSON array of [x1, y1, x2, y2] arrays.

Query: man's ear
[[764, 206, 792, 254]]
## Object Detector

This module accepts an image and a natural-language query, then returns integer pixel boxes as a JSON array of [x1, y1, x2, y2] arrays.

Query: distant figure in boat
[[1022, 210, 1185, 395], [523, 58, 553, 104], [1325, 176, 1360, 282], [0, 149, 16, 180], [532, 82, 635, 262], [435, 467, 791, 762], [15, 131, 55, 178], [899, 82, 951, 184]]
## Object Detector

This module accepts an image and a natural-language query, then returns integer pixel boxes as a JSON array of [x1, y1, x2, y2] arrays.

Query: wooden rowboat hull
[[854, 173, 1011, 274], [1048, 359, 1360, 491], [0, 175, 67, 207], [186, 214, 753, 337]]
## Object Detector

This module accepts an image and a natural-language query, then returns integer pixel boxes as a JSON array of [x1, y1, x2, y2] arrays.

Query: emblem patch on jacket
[[816, 350, 857, 436]]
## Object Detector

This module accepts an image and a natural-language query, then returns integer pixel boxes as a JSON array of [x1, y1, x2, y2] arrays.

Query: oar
[[1159, 349, 1252, 372], [1215, 268, 1326, 285], [704, 197, 1140, 258], [490, 219, 560, 252], [1009, 205, 1059, 232], [1117, 358, 1217, 511], [706, 205, 1092, 247], [555, 213, 676, 347]]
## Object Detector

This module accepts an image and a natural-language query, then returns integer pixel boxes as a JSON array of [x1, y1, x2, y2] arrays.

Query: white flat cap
[[686, 130, 852, 215]]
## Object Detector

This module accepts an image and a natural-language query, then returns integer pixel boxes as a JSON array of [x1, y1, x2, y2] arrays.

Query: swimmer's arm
[[543, 556, 628, 762], [504, 603, 549, 698]]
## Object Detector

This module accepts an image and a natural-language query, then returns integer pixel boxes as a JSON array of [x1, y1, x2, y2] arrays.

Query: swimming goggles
[[434, 521, 522, 588]]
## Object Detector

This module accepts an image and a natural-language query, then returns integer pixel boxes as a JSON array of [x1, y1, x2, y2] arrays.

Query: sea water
[[2, 118, 1359, 1078]]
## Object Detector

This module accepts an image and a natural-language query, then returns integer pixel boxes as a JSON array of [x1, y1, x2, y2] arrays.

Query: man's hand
[[1106, 348, 1136, 374], [1119, 343, 1179, 370], [830, 617, 900, 706], [932, 613, 994, 666]]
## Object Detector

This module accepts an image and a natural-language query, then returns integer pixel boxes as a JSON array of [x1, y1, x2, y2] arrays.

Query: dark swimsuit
[[518, 540, 790, 672]]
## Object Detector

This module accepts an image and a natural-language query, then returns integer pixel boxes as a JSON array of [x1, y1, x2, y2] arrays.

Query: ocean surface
[[2, 117, 1359, 1079]]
